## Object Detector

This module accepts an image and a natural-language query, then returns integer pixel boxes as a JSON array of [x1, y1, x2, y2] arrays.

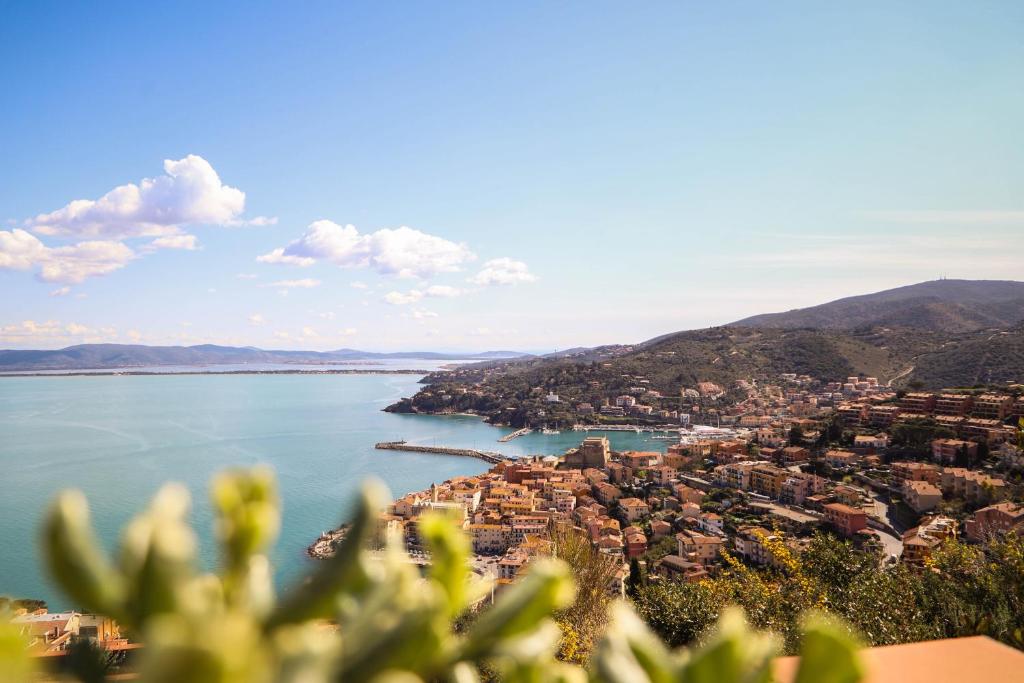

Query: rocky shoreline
[[306, 524, 350, 559]]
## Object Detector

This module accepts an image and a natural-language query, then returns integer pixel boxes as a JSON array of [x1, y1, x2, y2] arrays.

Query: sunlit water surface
[[0, 370, 670, 608]]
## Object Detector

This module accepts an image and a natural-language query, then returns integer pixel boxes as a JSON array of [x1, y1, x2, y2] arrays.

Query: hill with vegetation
[[388, 281, 1024, 426], [732, 279, 1024, 332]]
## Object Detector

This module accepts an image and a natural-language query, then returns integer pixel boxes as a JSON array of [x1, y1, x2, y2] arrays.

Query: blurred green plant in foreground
[[1, 467, 863, 682]]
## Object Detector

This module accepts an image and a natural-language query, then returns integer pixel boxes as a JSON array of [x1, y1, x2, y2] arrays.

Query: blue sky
[[2, 2, 1022, 351]]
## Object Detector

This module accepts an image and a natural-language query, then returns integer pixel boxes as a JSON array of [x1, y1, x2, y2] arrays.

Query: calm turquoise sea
[[0, 371, 669, 609]]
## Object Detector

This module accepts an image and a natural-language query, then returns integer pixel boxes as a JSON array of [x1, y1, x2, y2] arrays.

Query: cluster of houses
[[6, 607, 135, 659], [836, 391, 1023, 445], [377, 380, 1024, 592]]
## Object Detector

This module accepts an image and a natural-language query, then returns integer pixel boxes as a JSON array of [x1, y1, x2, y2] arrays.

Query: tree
[[548, 523, 620, 664], [789, 425, 804, 446], [626, 558, 647, 598]]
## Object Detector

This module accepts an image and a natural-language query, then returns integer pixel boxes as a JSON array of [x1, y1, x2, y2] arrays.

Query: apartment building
[[931, 438, 978, 465], [646, 465, 676, 485], [624, 526, 647, 559], [593, 482, 622, 505], [780, 472, 826, 505], [891, 461, 941, 484], [676, 530, 725, 567], [714, 461, 757, 490], [965, 502, 1024, 543], [935, 393, 974, 417], [900, 392, 936, 414], [960, 418, 1011, 445], [939, 468, 1007, 505], [902, 479, 943, 514], [778, 445, 810, 465], [836, 403, 867, 427], [621, 451, 660, 470], [824, 503, 867, 538], [659, 555, 709, 583], [618, 497, 650, 522], [672, 483, 705, 505], [470, 524, 508, 554], [901, 516, 957, 566], [750, 463, 788, 498], [734, 526, 784, 569], [972, 393, 1014, 420], [868, 405, 900, 429], [698, 511, 724, 535], [853, 433, 889, 453], [824, 449, 859, 469]]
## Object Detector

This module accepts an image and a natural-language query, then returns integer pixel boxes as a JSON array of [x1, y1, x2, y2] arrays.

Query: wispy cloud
[[383, 284, 464, 306], [864, 210, 1024, 225], [469, 257, 537, 286], [0, 319, 119, 346], [148, 234, 198, 251], [264, 278, 321, 289]]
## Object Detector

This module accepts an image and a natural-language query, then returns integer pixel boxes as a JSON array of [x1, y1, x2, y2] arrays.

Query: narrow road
[[886, 364, 915, 387]]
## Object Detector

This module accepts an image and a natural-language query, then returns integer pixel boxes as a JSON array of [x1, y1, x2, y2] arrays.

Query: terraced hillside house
[[965, 502, 1024, 542]]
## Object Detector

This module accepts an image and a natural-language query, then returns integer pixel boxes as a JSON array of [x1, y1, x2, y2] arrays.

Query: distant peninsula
[[0, 343, 532, 373]]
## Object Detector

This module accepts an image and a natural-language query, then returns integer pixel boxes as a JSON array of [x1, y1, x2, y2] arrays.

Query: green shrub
[[1, 467, 864, 682]]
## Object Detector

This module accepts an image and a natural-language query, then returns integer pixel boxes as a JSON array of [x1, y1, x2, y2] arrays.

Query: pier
[[375, 440, 509, 464], [570, 424, 681, 433], [498, 427, 532, 442]]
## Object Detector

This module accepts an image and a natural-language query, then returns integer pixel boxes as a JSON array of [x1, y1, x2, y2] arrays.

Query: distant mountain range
[[0, 344, 532, 372], [731, 279, 1024, 332]]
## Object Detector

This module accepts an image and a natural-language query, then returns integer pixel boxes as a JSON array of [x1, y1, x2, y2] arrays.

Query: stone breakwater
[[373, 441, 509, 464], [307, 443, 513, 559]]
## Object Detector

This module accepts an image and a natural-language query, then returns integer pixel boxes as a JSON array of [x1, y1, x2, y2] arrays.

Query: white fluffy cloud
[[469, 258, 537, 286], [249, 313, 267, 326], [50, 286, 71, 297], [0, 228, 135, 284], [41, 241, 135, 284], [27, 155, 259, 239], [258, 220, 475, 278], [0, 229, 49, 270], [3, 156, 267, 287]]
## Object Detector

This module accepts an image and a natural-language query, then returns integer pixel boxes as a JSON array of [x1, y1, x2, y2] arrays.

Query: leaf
[[42, 489, 127, 622], [793, 612, 863, 683], [461, 559, 575, 660], [267, 480, 387, 630], [680, 607, 779, 683], [420, 513, 471, 617]]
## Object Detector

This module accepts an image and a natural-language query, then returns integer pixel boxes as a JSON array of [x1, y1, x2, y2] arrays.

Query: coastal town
[[15, 373, 1024, 666], [321, 374, 1024, 597]]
